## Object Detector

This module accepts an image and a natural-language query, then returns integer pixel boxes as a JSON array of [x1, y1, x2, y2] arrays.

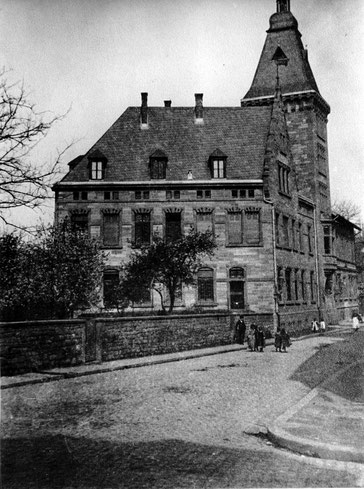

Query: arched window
[[197, 267, 214, 302], [229, 267, 245, 309]]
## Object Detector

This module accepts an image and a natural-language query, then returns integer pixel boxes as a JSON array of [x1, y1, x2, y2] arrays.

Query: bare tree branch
[[0, 69, 73, 229], [331, 198, 361, 225]]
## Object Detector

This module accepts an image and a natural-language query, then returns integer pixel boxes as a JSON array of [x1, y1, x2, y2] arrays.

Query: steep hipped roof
[[61, 106, 271, 183], [243, 10, 320, 100]]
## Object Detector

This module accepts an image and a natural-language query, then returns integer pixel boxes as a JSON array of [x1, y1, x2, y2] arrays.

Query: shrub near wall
[[99, 313, 234, 361], [0, 320, 85, 376]]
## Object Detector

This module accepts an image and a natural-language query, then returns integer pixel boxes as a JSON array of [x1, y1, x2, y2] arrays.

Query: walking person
[[234, 315, 246, 345], [311, 318, 319, 333], [274, 328, 282, 352], [319, 317, 326, 334], [256, 325, 266, 352], [280, 328, 291, 352], [247, 324, 257, 352], [352, 312, 360, 333]]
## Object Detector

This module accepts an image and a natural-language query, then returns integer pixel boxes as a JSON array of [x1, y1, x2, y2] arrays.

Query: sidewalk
[[267, 357, 364, 463], [2, 325, 363, 465]]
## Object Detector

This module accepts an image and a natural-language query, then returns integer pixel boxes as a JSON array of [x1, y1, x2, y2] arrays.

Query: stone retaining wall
[[0, 320, 85, 376], [0, 312, 278, 376]]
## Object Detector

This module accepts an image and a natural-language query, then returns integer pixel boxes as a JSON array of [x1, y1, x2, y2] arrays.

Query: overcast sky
[[1, 0, 363, 227]]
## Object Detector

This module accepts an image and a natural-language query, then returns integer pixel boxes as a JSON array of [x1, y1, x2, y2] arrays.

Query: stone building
[[53, 0, 358, 330]]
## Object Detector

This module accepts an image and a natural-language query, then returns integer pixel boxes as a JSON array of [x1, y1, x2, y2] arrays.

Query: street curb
[[0, 328, 350, 390], [267, 360, 364, 463], [0, 344, 245, 389]]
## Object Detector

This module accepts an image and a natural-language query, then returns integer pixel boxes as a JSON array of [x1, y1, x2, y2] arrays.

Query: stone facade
[[53, 1, 358, 334]]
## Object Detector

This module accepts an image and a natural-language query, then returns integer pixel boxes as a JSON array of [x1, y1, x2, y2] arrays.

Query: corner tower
[[242, 0, 331, 217]]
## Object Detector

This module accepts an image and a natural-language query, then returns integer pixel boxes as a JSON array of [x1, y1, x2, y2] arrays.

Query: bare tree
[[0, 70, 71, 229], [331, 198, 362, 225]]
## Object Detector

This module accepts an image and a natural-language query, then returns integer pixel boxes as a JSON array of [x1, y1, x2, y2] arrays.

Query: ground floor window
[[103, 270, 119, 308], [229, 267, 245, 309], [197, 267, 214, 302]]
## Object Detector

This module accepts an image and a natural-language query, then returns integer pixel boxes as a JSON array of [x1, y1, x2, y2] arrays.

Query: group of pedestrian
[[311, 317, 326, 334], [234, 316, 289, 353]]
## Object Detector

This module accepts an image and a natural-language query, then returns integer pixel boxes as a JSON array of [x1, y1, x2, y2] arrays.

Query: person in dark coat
[[274, 328, 282, 352], [280, 328, 291, 352], [234, 315, 246, 344], [256, 326, 266, 352]]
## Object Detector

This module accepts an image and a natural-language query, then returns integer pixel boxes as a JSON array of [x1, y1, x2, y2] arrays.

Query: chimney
[[195, 93, 203, 123], [164, 100, 172, 108], [140, 92, 148, 126]]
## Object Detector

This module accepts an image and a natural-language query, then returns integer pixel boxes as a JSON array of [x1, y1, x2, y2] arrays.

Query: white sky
[[1, 0, 364, 227]]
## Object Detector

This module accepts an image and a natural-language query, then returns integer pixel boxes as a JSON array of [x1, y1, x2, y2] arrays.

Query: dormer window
[[91, 161, 103, 180], [209, 149, 227, 179], [150, 149, 168, 179], [88, 149, 107, 180]]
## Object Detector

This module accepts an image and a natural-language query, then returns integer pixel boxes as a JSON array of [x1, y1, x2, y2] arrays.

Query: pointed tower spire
[[242, 1, 320, 102]]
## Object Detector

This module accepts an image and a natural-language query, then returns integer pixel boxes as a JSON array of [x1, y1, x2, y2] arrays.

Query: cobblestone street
[[2, 329, 364, 488]]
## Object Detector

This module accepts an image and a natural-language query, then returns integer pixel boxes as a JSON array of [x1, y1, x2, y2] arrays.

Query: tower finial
[[276, 0, 290, 13]]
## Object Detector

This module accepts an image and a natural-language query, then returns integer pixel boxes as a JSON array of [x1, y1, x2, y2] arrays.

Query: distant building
[[53, 0, 358, 329]]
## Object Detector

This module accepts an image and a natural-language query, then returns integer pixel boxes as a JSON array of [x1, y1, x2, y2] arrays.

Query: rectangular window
[[232, 190, 238, 198], [310, 271, 315, 301], [240, 189, 247, 198], [301, 270, 306, 301], [166, 212, 181, 242], [104, 191, 111, 200], [197, 268, 214, 302], [285, 268, 292, 301], [324, 225, 332, 254], [291, 219, 296, 250], [212, 160, 225, 178], [298, 222, 303, 251], [91, 161, 103, 180], [174, 190, 180, 199], [282, 216, 289, 247], [197, 190, 211, 199], [196, 212, 212, 234], [73, 191, 79, 201], [135, 213, 150, 246], [103, 213, 119, 247], [294, 269, 299, 301], [275, 212, 280, 246], [135, 190, 149, 200], [103, 271, 119, 308], [151, 160, 166, 179], [244, 209, 261, 246], [248, 189, 255, 198], [278, 164, 290, 194], [228, 212, 242, 245], [307, 224, 313, 253], [71, 213, 88, 233]]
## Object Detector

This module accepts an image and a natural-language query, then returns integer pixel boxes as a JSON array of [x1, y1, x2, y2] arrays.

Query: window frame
[[197, 267, 215, 303], [102, 211, 120, 248], [134, 211, 151, 247], [229, 267, 245, 310]]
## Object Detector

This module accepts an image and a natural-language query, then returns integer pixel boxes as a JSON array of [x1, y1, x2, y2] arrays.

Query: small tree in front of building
[[120, 229, 217, 314], [0, 220, 105, 320]]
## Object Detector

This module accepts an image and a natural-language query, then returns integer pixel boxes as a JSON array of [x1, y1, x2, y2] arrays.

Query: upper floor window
[[278, 164, 290, 195], [91, 161, 103, 180], [227, 211, 242, 245], [102, 211, 120, 247], [244, 208, 262, 246], [73, 191, 88, 201], [150, 149, 167, 179], [135, 190, 150, 200], [134, 211, 151, 247], [196, 210, 213, 234], [209, 148, 227, 179], [197, 189, 211, 199], [323, 225, 333, 255], [165, 211, 182, 243], [70, 211, 89, 233], [88, 149, 107, 180]]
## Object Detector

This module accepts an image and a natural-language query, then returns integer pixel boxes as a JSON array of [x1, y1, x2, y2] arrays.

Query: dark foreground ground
[[1, 327, 364, 488]]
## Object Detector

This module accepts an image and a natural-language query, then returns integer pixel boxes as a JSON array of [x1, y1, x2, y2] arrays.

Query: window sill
[[101, 245, 123, 250]]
